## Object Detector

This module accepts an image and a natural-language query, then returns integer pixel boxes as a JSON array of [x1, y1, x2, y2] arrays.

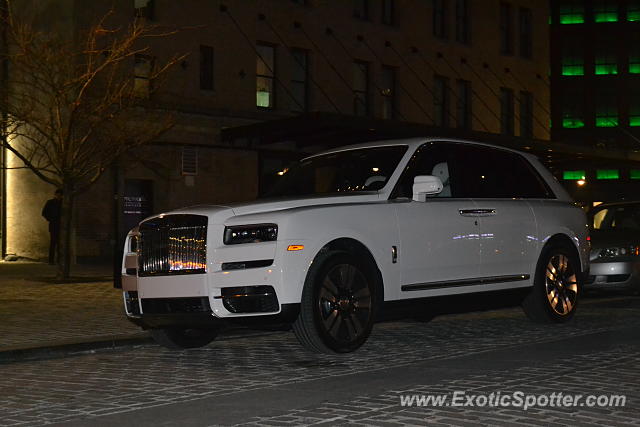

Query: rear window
[[592, 205, 640, 230]]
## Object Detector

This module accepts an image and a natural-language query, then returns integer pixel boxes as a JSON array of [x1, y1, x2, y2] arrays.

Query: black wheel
[[293, 250, 377, 353], [150, 327, 218, 350], [522, 244, 581, 323]]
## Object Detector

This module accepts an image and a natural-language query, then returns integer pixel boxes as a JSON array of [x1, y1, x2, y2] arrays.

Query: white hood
[[229, 193, 381, 216], [151, 193, 382, 224]]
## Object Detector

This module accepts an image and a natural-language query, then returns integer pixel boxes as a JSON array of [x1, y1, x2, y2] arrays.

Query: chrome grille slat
[[138, 215, 207, 276]]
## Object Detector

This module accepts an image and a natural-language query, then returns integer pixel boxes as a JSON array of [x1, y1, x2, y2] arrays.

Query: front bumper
[[585, 259, 640, 289], [123, 289, 299, 330], [120, 215, 315, 329]]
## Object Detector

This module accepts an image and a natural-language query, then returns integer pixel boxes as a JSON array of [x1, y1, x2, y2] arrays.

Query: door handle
[[459, 209, 496, 217]]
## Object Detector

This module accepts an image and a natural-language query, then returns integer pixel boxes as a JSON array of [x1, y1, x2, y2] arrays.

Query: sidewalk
[[0, 261, 150, 363]]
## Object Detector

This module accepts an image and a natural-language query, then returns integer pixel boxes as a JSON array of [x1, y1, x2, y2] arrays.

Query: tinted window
[[392, 142, 457, 198], [453, 145, 552, 198], [263, 145, 408, 198]]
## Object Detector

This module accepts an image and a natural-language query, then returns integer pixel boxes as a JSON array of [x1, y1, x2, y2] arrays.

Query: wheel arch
[[542, 233, 585, 274], [315, 238, 385, 312]]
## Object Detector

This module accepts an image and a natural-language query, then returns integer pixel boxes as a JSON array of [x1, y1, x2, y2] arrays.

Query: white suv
[[121, 138, 589, 353]]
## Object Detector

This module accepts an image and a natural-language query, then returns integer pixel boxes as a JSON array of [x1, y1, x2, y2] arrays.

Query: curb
[[0, 328, 286, 364], [0, 335, 153, 364]]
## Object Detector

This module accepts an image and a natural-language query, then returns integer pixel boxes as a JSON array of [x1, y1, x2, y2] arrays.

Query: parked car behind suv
[[121, 138, 589, 353], [586, 201, 640, 291]]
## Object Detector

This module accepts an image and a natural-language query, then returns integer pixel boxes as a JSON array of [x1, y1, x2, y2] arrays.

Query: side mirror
[[412, 175, 443, 202]]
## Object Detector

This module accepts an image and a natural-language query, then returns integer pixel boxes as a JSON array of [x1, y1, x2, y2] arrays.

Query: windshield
[[262, 145, 408, 199], [591, 204, 640, 231]]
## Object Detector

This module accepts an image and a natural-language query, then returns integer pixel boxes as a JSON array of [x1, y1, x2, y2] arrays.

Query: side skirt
[[401, 274, 530, 292]]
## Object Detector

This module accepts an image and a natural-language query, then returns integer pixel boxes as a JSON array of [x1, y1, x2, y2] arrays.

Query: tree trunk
[[56, 185, 74, 280]]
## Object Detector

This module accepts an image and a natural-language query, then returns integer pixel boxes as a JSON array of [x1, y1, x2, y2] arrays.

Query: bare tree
[[0, 2, 184, 279]]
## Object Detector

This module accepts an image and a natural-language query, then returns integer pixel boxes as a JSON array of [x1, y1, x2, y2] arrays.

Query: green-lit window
[[630, 170, 640, 179], [562, 39, 584, 76], [630, 56, 640, 74], [595, 38, 618, 75], [562, 87, 584, 128], [630, 45, 640, 74], [595, 117, 618, 127], [596, 169, 619, 179], [563, 170, 586, 180], [256, 43, 275, 109], [628, 1, 640, 21], [559, 1, 585, 24], [563, 117, 585, 128], [595, 56, 618, 74], [595, 88, 618, 127], [594, 1, 618, 22]]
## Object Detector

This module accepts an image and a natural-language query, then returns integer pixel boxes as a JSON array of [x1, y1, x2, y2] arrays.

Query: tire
[[522, 243, 581, 323], [150, 327, 218, 350], [293, 250, 378, 353]]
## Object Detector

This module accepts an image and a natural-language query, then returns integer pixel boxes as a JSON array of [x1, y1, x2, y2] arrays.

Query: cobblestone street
[[0, 288, 638, 426], [0, 262, 144, 351]]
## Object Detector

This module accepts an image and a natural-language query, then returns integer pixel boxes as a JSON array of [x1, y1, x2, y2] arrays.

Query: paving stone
[[1, 262, 639, 425]]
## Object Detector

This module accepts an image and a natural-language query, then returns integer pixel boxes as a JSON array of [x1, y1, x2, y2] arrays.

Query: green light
[[630, 62, 640, 74], [595, 64, 618, 75], [256, 91, 270, 107], [560, 15, 584, 24], [596, 117, 618, 127], [596, 169, 619, 179], [631, 169, 640, 179], [563, 170, 586, 180], [563, 118, 584, 128], [630, 116, 640, 126], [629, 10, 640, 21], [562, 65, 584, 76], [594, 12, 618, 22]]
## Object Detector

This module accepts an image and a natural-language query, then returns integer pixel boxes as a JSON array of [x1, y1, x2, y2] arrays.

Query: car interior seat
[[431, 162, 451, 197]]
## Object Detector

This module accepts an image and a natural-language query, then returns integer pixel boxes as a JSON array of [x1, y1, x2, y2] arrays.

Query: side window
[[452, 145, 504, 197], [393, 143, 455, 198], [453, 145, 551, 198], [507, 153, 553, 198]]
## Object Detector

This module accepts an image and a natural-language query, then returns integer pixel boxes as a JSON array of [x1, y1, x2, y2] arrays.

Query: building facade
[[549, 0, 640, 202], [1, 0, 550, 261]]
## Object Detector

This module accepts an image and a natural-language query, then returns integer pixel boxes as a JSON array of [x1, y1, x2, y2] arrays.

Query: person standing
[[42, 189, 62, 264]]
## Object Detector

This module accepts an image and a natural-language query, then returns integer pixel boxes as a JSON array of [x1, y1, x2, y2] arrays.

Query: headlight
[[598, 245, 640, 258], [223, 224, 278, 245]]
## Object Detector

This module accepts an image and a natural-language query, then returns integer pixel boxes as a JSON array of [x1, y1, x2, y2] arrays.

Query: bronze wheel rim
[[545, 254, 578, 316]]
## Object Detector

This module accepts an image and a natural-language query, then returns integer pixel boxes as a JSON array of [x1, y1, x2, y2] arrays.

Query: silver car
[[587, 201, 640, 291]]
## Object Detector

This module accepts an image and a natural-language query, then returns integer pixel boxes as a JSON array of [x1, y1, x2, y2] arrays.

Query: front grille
[[138, 215, 207, 276], [141, 297, 212, 314]]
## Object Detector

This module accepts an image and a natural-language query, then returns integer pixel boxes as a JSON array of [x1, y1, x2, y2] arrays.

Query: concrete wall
[[5, 143, 55, 260]]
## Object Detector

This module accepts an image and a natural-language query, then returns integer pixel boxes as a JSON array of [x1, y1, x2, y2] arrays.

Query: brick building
[[1, 0, 551, 262]]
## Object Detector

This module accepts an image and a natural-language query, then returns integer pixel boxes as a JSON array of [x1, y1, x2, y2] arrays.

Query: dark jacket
[[42, 198, 62, 231]]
